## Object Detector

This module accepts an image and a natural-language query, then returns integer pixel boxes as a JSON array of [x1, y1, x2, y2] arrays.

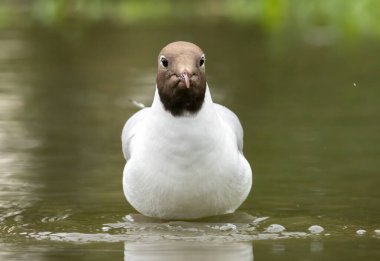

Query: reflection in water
[[0, 36, 40, 232], [124, 241, 253, 261], [310, 240, 324, 253], [271, 242, 286, 254]]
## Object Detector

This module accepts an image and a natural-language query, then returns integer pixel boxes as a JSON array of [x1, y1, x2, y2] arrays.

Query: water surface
[[0, 20, 379, 260]]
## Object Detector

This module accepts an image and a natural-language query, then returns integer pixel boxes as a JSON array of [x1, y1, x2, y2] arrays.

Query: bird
[[121, 41, 252, 220]]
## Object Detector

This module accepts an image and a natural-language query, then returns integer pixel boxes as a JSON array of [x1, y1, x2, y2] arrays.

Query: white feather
[[128, 99, 146, 109], [121, 85, 252, 219]]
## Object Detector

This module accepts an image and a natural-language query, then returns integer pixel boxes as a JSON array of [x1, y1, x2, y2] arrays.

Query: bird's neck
[[152, 85, 213, 117]]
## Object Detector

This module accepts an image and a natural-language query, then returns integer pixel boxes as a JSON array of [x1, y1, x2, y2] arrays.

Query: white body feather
[[122, 86, 252, 219]]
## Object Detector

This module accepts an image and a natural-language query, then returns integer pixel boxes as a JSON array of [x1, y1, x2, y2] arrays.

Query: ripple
[[26, 213, 311, 243], [40, 214, 71, 223], [17, 213, 380, 243]]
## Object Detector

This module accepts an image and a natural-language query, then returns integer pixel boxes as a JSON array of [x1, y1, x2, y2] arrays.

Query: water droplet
[[101, 226, 111, 232], [265, 224, 285, 233], [219, 223, 237, 231], [356, 229, 366, 235], [308, 225, 324, 234], [123, 214, 135, 222]]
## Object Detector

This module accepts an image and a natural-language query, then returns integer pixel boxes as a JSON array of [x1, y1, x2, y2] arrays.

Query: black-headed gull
[[122, 41, 252, 220]]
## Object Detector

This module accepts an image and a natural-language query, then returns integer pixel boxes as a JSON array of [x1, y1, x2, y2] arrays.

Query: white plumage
[[122, 86, 252, 220]]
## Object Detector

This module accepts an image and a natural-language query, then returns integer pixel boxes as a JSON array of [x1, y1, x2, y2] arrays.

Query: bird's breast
[[130, 107, 238, 180]]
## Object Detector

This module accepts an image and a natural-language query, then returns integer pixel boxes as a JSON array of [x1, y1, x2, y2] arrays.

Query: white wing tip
[[128, 99, 146, 109]]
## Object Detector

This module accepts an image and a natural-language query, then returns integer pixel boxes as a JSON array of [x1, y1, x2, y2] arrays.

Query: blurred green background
[[0, 1, 379, 260], [1, 0, 380, 40]]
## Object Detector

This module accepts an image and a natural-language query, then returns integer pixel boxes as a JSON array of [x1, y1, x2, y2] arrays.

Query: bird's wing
[[121, 108, 150, 160], [214, 103, 244, 152]]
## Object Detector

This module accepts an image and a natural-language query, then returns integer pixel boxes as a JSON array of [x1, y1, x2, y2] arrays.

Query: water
[[1, 19, 380, 260]]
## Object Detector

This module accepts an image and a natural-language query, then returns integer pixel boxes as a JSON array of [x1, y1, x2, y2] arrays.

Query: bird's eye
[[199, 55, 206, 67], [160, 56, 168, 68]]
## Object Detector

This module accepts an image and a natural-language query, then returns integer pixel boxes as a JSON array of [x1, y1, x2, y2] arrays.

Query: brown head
[[156, 41, 206, 116]]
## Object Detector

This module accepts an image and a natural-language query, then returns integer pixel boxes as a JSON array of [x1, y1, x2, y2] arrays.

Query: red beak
[[181, 72, 190, 88]]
